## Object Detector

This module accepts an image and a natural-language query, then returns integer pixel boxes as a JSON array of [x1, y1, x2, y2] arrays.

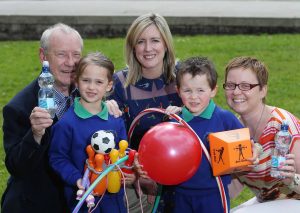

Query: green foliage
[[1, 34, 300, 207], [231, 187, 254, 208]]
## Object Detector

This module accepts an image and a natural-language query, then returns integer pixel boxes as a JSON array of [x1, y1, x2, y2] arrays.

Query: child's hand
[[133, 153, 150, 179], [122, 173, 136, 185], [76, 178, 84, 190]]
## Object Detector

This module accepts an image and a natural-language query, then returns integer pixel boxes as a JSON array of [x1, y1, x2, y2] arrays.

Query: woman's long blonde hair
[[124, 13, 176, 87]]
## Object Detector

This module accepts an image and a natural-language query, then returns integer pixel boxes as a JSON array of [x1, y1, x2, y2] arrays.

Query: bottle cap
[[43, 61, 49, 67], [281, 119, 289, 131]]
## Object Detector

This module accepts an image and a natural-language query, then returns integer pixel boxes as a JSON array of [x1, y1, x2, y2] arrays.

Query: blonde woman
[[109, 13, 182, 213]]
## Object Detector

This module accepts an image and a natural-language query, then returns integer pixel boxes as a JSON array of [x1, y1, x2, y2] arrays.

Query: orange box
[[208, 128, 252, 176]]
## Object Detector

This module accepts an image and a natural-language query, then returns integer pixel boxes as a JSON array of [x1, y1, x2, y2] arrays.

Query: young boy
[[49, 52, 134, 212], [169, 56, 243, 212]]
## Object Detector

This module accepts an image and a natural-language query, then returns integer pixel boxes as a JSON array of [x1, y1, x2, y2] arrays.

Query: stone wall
[[1, 15, 300, 40]]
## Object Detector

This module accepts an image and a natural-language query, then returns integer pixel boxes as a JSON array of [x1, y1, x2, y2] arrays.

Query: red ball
[[138, 122, 202, 185]]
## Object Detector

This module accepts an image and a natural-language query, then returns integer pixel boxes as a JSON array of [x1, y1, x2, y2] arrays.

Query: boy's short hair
[[176, 56, 218, 90]]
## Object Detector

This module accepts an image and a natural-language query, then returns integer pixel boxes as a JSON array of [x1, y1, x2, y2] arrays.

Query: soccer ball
[[91, 130, 116, 154]]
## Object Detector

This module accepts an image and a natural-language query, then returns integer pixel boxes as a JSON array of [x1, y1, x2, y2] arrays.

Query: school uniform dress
[[173, 100, 243, 213], [49, 98, 127, 213]]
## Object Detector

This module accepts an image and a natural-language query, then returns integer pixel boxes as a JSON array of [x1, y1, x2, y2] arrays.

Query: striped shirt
[[237, 107, 300, 202]]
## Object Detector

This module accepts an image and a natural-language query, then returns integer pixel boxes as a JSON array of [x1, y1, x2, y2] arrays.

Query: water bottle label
[[271, 155, 278, 168], [47, 98, 55, 108], [39, 98, 55, 109], [39, 98, 47, 109]]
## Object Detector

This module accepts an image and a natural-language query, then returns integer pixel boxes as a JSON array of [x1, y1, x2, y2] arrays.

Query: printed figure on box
[[235, 143, 247, 161], [216, 147, 225, 164], [49, 52, 136, 213]]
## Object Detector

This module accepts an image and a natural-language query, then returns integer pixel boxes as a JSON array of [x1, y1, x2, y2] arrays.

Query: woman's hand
[[105, 99, 122, 118], [280, 154, 296, 185], [246, 139, 263, 170]]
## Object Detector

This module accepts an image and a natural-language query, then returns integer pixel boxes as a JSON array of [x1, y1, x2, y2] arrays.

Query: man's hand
[[30, 107, 53, 144]]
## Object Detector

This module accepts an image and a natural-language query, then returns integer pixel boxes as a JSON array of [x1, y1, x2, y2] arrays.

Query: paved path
[[0, 0, 300, 40], [1, 0, 299, 18]]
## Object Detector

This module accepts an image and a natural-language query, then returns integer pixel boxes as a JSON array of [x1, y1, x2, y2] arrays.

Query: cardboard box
[[208, 128, 252, 176]]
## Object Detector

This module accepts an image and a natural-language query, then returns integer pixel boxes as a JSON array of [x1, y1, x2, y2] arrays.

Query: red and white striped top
[[237, 107, 300, 202]]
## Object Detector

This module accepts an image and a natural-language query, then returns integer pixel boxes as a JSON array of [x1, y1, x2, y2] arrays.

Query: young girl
[[49, 52, 133, 212]]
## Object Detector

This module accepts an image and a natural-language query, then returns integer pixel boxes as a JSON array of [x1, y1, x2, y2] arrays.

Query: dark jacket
[[1, 79, 68, 213]]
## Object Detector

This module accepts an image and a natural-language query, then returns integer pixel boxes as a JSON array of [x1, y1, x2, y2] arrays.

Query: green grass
[[1, 34, 300, 208]]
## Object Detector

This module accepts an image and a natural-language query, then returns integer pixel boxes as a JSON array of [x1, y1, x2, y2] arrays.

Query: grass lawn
[[1, 34, 300, 208]]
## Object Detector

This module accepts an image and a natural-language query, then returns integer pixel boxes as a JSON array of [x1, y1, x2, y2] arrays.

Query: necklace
[[252, 104, 266, 142]]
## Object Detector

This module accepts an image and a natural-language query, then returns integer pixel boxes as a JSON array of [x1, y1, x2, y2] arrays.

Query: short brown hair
[[225, 56, 268, 88], [176, 56, 218, 90]]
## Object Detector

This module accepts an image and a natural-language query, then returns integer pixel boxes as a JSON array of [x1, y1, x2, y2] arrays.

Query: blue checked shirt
[[53, 86, 78, 119]]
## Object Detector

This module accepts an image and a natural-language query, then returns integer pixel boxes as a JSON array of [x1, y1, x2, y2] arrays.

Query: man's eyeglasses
[[50, 51, 81, 61], [223, 83, 260, 91]]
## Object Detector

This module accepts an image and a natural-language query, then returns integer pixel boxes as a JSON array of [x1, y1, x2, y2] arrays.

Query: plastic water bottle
[[38, 61, 56, 118], [270, 120, 291, 178]]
